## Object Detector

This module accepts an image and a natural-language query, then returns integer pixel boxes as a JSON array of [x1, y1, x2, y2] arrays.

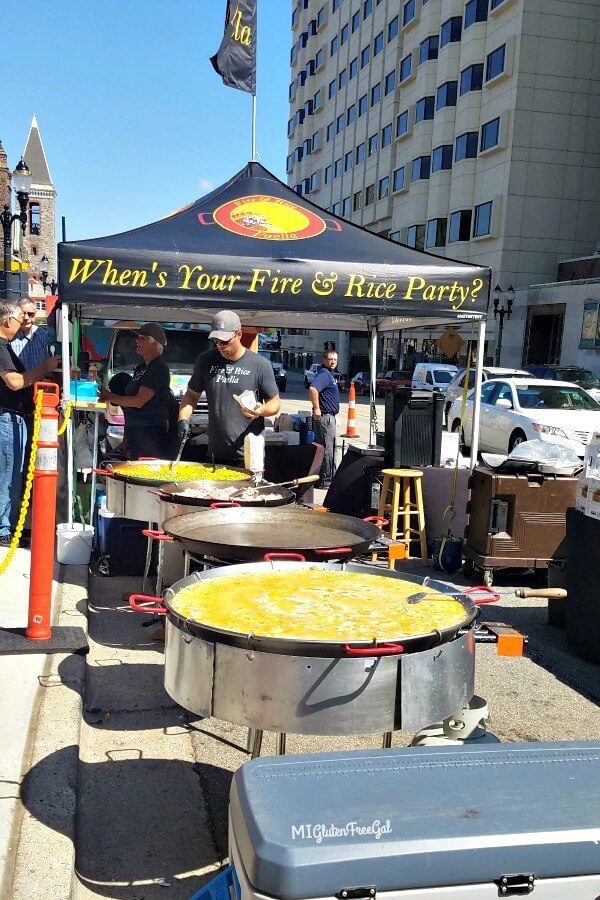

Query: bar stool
[[377, 468, 427, 562]]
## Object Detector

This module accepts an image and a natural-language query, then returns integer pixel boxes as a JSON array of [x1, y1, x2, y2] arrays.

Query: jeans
[[313, 413, 336, 485], [0, 411, 27, 537]]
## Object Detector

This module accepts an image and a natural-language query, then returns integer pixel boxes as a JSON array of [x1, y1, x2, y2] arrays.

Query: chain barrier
[[57, 400, 73, 436], [0, 391, 44, 576]]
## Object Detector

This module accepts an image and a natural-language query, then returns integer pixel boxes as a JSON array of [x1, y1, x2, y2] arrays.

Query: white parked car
[[448, 378, 600, 456], [304, 363, 347, 390], [411, 363, 458, 394], [443, 367, 529, 425]]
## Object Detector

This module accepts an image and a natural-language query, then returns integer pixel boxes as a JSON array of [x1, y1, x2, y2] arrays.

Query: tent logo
[[211, 194, 327, 241]]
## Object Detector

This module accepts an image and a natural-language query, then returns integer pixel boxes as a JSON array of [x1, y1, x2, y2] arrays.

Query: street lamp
[[493, 284, 515, 366], [39, 254, 58, 294], [1, 157, 31, 298]]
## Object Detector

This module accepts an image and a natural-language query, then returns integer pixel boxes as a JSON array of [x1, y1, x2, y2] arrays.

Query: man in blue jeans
[[309, 349, 340, 488], [0, 301, 59, 546]]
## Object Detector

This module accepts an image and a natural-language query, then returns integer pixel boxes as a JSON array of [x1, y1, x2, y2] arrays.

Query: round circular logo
[[212, 194, 327, 241]]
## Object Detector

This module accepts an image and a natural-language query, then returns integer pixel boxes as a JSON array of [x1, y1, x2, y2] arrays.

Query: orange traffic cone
[[344, 381, 357, 437]]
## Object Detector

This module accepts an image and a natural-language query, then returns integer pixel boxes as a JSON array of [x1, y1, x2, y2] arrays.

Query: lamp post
[[39, 255, 58, 294], [1, 157, 31, 299], [493, 284, 515, 366]]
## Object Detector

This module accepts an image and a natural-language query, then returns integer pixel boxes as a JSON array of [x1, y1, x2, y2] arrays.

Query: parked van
[[411, 363, 458, 395]]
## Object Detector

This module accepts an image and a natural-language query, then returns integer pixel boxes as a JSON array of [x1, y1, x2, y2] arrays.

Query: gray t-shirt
[[188, 348, 279, 461]]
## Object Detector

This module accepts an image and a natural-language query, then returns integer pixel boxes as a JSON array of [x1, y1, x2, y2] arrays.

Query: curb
[[3, 563, 89, 900]]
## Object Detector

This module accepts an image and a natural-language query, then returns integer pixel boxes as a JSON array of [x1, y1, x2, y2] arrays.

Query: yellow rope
[[0, 391, 44, 575], [57, 401, 73, 436]]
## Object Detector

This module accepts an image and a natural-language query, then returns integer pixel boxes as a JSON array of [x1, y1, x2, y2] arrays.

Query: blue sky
[[1, 1, 290, 241]]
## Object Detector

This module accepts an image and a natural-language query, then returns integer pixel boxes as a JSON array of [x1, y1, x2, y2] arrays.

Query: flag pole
[[252, 94, 257, 160]]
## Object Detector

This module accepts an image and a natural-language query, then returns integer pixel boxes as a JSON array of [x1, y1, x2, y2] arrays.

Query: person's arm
[[178, 386, 200, 421], [101, 386, 156, 409], [0, 356, 60, 391], [242, 358, 280, 419], [309, 385, 321, 418]]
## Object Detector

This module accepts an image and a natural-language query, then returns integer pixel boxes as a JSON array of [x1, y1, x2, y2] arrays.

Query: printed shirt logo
[[212, 194, 327, 241]]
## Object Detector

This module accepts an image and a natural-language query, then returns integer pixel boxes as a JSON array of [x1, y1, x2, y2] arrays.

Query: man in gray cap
[[178, 311, 280, 463]]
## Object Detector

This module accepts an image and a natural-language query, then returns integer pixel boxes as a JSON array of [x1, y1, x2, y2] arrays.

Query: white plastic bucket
[[56, 523, 95, 565]]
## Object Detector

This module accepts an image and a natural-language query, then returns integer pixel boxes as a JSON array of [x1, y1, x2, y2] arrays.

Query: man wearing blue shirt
[[10, 298, 48, 370], [309, 349, 340, 487]]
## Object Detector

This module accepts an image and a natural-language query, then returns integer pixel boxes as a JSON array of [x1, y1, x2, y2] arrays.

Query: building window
[[314, 89, 322, 109], [455, 131, 479, 160], [294, 146, 303, 163], [312, 130, 320, 151], [341, 23, 349, 44], [390, 231, 401, 242], [328, 79, 336, 99], [385, 69, 396, 95], [473, 201, 493, 237], [379, 176, 390, 199], [371, 82, 381, 106], [332, 0, 340, 10], [326, 122, 334, 141], [317, 6, 325, 27], [303, 138, 312, 156], [286, 154, 293, 173], [345, 150, 353, 171], [364, 0, 373, 18], [356, 142, 366, 163], [431, 144, 453, 172], [365, 183, 376, 205], [396, 109, 409, 137], [481, 116, 501, 152], [331, 35, 338, 54], [361, 45, 371, 68], [324, 164, 333, 184], [302, 177, 311, 194], [374, 31, 384, 55], [353, 190, 362, 211], [310, 172, 320, 191], [352, 10, 360, 31], [359, 94, 368, 115], [411, 156, 431, 180], [491, 0, 507, 7], [332, 201, 341, 214], [415, 96, 435, 123], [304, 99, 313, 116], [426, 218, 447, 248], [464, 0, 488, 28], [448, 209, 472, 242], [419, 36, 439, 64], [349, 57, 358, 78], [294, 185, 302, 196], [368, 133, 378, 156], [342, 196, 351, 216], [297, 70, 307, 87], [381, 123, 393, 147], [336, 113, 344, 133], [403, 0, 416, 26], [347, 104, 356, 125], [440, 16, 462, 47], [460, 63, 484, 95], [334, 158, 342, 177], [287, 118, 294, 137], [338, 69, 347, 89], [399, 53, 412, 81], [393, 166, 405, 191], [388, 16, 399, 41], [436, 80, 458, 109], [486, 44, 506, 81], [292, 8, 299, 27], [406, 224, 425, 250]]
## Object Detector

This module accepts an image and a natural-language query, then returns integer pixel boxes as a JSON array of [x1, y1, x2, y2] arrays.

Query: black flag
[[211, 0, 257, 96]]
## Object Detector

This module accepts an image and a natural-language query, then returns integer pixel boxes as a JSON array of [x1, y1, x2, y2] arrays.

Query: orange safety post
[[343, 380, 357, 437], [26, 383, 60, 641]]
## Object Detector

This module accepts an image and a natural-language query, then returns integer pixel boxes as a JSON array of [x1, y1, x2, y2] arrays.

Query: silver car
[[443, 366, 528, 427]]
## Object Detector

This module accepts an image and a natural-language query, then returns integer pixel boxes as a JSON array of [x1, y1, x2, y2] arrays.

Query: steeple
[[23, 115, 54, 191], [0, 139, 9, 208]]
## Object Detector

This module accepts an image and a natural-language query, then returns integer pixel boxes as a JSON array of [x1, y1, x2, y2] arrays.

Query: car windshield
[[554, 368, 600, 387], [516, 384, 600, 411], [113, 330, 208, 369], [433, 370, 455, 383]]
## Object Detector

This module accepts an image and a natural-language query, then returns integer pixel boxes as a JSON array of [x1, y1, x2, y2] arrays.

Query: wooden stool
[[377, 468, 427, 562]]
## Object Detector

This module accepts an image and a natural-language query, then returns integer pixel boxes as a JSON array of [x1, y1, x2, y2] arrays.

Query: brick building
[[20, 115, 57, 284]]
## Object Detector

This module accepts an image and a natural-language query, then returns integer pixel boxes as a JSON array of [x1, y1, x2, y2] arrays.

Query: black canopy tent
[[57, 162, 491, 518]]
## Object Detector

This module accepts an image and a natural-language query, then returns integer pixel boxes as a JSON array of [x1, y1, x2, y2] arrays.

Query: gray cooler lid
[[229, 741, 600, 898]]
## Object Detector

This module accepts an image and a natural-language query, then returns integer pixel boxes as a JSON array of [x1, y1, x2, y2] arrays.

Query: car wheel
[[483, 569, 494, 588], [462, 558, 476, 579], [508, 430, 527, 453]]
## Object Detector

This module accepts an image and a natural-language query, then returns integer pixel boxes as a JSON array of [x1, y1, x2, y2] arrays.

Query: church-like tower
[[21, 116, 56, 282]]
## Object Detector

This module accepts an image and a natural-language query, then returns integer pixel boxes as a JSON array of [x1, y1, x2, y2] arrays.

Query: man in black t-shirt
[[0, 301, 60, 544], [177, 311, 280, 463]]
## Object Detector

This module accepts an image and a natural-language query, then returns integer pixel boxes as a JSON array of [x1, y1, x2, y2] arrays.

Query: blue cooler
[[225, 741, 600, 898], [97, 505, 154, 576]]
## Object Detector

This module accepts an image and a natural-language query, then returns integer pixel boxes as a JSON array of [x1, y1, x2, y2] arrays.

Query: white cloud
[[199, 178, 215, 193]]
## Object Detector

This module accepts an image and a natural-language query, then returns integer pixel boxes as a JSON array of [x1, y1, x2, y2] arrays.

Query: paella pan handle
[[147, 489, 167, 498], [142, 529, 173, 542], [363, 515, 390, 527], [129, 594, 167, 615], [313, 547, 353, 557], [264, 552, 306, 562], [210, 501, 242, 509], [342, 642, 404, 657], [464, 586, 501, 605], [138, 456, 161, 461], [92, 467, 112, 476]]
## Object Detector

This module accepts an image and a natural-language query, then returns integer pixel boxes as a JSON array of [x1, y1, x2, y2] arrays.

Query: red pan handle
[[210, 501, 241, 509], [363, 516, 389, 527], [465, 586, 501, 604], [138, 456, 160, 461], [129, 594, 167, 615], [264, 552, 306, 562], [342, 642, 404, 657], [142, 529, 173, 542], [313, 547, 353, 557], [93, 467, 112, 476], [147, 488, 167, 497]]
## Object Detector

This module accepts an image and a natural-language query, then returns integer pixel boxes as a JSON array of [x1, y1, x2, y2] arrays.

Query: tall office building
[[286, 0, 600, 361]]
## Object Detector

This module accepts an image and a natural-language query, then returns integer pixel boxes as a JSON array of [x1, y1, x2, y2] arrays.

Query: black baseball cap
[[137, 323, 167, 346]]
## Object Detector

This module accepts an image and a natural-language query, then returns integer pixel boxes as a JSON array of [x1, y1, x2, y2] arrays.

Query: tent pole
[[60, 302, 74, 527], [251, 95, 257, 161], [470, 318, 486, 471], [369, 324, 378, 445]]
